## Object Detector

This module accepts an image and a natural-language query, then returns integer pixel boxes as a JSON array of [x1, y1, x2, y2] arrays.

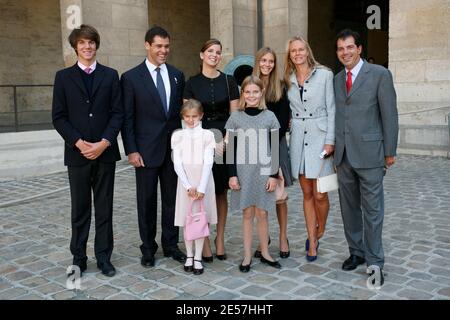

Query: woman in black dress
[[252, 47, 293, 258], [183, 39, 240, 261]]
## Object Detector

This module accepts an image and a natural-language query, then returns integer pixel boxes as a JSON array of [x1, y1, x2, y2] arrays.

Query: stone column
[[262, 0, 308, 73], [210, 0, 235, 69], [59, 0, 148, 74], [389, 0, 450, 157]]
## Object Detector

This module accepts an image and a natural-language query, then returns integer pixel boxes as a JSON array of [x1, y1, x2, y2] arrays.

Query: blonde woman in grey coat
[[284, 36, 335, 262]]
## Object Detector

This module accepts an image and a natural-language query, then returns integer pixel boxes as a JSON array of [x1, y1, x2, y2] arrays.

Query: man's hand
[[75, 139, 90, 154], [229, 177, 240, 190], [80, 140, 109, 160], [385, 156, 395, 167], [266, 177, 278, 192], [128, 152, 145, 167]]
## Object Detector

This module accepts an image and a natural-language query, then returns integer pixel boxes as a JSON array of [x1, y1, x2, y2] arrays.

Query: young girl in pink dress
[[171, 99, 217, 275]]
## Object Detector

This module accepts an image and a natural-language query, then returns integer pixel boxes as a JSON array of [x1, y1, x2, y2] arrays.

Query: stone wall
[[0, 0, 64, 132], [148, 0, 210, 78], [390, 0, 450, 157]]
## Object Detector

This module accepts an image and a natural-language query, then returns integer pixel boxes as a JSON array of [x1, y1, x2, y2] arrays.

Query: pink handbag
[[184, 199, 210, 241]]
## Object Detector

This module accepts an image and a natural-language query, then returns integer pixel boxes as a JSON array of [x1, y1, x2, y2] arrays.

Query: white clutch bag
[[317, 172, 339, 193], [316, 156, 339, 193]]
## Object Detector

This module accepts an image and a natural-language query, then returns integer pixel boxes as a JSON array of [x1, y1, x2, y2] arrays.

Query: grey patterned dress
[[225, 109, 280, 214]]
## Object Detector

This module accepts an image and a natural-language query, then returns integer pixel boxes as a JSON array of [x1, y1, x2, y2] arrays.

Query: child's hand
[[187, 188, 197, 199], [229, 177, 240, 190], [266, 177, 278, 192], [196, 192, 205, 200]]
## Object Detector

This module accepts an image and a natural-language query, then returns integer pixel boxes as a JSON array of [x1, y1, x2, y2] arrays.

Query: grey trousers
[[336, 151, 385, 268]]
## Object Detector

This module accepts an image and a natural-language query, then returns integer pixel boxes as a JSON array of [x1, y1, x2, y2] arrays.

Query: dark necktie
[[346, 70, 352, 94], [155, 67, 168, 113]]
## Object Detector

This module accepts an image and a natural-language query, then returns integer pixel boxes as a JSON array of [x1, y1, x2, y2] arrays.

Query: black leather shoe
[[72, 258, 87, 276], [260, 256, 282, 269], [184, 257, 194, 272], [193, 259, 204, 275], [164, 248, 187, 263], [141, 255, 155, 268], [215, 253, 227, 260], [239, 259, 252, 273], [97, 261, 116, 277], [342, 255, 366, 271], [202, 255, 213, 263], [254, 237, 271, 259]]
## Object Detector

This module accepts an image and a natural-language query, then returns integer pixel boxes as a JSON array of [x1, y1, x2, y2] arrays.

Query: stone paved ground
[[0, 154, 450, 300]]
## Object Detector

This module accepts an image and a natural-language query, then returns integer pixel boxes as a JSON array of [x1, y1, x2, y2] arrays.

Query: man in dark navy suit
[[52, 24, 123, 277], [121, 26, 186, 267]]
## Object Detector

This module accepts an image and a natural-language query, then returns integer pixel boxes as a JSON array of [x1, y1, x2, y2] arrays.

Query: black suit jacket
[[121, 61, 185, 168], [52, 63, 123, 166]]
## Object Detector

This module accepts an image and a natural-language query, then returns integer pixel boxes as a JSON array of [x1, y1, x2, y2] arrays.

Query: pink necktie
[[84, 67, 91, 74]]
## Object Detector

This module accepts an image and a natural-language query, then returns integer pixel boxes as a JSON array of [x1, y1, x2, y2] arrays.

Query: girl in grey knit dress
[[225, 76, 282, 272]]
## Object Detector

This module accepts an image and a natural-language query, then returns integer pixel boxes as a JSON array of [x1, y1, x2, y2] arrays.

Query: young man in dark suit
[[52, 24, 123, 277], [121, 26, 186, 267]]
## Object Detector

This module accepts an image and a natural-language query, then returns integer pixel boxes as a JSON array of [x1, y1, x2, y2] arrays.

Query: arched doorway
[[308, 0, 389, 72], [224, 55, 255, 87]]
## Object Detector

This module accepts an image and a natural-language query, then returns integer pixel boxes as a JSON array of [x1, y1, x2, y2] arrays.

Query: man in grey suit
[[333, 29, 398, 287]]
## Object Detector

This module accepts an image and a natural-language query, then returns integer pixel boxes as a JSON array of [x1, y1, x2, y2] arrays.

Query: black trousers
[[68, 161, 116, 264], [135, 148, 179, 257]]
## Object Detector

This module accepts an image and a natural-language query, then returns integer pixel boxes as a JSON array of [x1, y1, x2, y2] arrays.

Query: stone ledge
[[0, 130, 125, 181]]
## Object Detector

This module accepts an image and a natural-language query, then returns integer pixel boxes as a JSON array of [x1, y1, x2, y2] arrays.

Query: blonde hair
[[180, 99, 203, 116], [283, 36, 325, 88], [252, 47, 284, 103], [238, 76, 267, 111]]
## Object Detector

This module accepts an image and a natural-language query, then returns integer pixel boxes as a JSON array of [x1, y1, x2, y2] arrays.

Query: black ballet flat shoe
[[202, 255, 213, 263], [239, 259, 252, 273], [215, 254, 227, 261], [193, 260, 204, 275], [254, 237, 271, 259], [260, 256, 282, 269], [279, 239, 290, 259], [184, 257, 194, 272]]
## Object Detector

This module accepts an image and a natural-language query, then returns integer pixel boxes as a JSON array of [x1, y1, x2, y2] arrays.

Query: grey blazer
[[288, 67, 336, 179], [333, 61, 398, 169]]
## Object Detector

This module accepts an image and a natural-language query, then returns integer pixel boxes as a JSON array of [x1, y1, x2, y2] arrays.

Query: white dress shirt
[[77, 60, 97, 73], [145, 59, 171, 110], [345, 58, 364, 83]]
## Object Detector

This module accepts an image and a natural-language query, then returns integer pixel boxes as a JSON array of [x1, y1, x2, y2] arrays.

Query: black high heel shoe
[[214, 237, 227, 260], [279, 239, 290, 259], [306, 241, 319, 262], [260, 256, 281, 269], [239, 259, 252, 273], [202, 255, 213, 263], [253, 237, 271, 258]]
